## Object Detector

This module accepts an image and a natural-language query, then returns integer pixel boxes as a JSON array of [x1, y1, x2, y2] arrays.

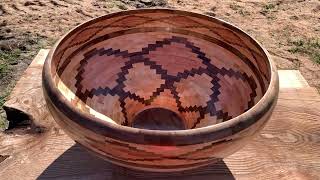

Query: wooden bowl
[[42, 9, 279, 172]]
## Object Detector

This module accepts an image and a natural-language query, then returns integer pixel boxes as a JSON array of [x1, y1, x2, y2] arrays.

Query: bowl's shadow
[[38, 144, 235, 180]]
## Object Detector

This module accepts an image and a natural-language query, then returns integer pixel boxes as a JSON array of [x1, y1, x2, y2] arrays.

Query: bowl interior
[[50, 10, 271, 130]]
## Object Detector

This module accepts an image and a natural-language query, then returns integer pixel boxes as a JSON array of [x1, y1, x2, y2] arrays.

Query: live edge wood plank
[[3, 49, 53, 131], [0, 50, 319, 180]]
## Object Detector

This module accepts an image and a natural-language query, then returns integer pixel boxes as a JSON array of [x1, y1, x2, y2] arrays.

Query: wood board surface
[[0, 50, 319, 180]]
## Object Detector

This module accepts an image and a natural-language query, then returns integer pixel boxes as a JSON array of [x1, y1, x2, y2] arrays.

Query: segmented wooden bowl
[[43, 9, 279, 172]]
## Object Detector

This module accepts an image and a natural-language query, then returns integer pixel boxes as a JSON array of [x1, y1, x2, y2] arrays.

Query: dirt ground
[[0, 0, 319, 128]]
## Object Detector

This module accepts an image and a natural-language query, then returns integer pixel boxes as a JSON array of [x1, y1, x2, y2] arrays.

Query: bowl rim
[[43, 8, 279, 145]]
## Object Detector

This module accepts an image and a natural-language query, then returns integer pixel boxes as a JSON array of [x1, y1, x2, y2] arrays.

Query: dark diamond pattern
[[74, 36, 258, 128]]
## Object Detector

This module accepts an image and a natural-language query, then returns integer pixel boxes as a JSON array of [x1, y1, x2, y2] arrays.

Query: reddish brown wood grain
[[0, 50, 319, 179], [41, 10, 280, 171]]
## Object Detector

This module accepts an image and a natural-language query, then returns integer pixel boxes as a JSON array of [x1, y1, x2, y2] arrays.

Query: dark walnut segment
[[43, 9, 278, 172]]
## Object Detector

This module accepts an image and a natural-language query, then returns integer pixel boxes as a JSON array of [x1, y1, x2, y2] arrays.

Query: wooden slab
[[3, 49, 52, 130], [0, 50, 319, 180], [278, 70, 309, 89]]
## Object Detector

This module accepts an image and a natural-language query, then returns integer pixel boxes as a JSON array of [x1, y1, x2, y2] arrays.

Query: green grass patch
[[288, 39, 320, 64], [229, 3, 250, 16], [0, 49, 21, 78], [313, 52, 320, 64], [0, 92, 8, 108], [264, 4, 276, 10], [0, 49, 22, 130], [229, 3, 241, 11], [260, 2, 280, 17], [0, 118, 7, 131], [0, 35, 50, 131], [0, 89, 10, 130]]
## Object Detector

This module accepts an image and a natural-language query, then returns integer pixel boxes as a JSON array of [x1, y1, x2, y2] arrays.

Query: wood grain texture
[[0, 50, 319, 179], [41, 10, 279, 171], [49, 10, 271, 129], [3, 49, 52, 130], [278, 70, 309, 89]]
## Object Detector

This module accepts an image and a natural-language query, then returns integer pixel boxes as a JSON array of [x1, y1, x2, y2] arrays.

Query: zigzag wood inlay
[[70, 36, 259, 128], [43, 9, 277, 172]]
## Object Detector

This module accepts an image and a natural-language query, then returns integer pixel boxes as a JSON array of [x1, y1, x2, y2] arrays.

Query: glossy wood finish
[[1, 49, 314, 179], [42, 9, 279, 171], [4, 50, 317, 180], [132, 108, 185, 130]]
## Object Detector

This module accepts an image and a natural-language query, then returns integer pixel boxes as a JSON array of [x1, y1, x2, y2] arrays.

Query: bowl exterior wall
[[42, 9, 279, 172], [44, 89, 276, 172]]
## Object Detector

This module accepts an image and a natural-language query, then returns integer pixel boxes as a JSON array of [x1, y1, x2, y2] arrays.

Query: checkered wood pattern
[[52, 11, 270, 129], [44, 10, 276, 172]]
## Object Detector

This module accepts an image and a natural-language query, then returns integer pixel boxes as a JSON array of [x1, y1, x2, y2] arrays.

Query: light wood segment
[[0, 49, 317, 178], [3, 49, 51, 130], [41, 10, 278, 171], [278, 70, 310, 89], [174, 73, 213, 108], [49, 10, 271, 130]]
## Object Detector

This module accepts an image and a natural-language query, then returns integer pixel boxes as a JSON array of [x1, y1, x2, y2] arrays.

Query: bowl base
[[132, 108, 185, 130]]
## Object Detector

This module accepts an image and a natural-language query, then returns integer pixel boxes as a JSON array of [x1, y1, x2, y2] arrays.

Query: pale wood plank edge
[[2, 49, 316, 130], [3, 49, 50, 130], [278, 70, 310, 89]]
